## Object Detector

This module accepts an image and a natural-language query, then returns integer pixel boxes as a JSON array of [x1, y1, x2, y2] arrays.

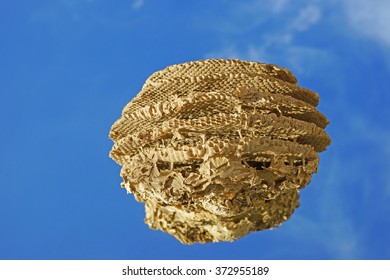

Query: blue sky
[[1, 0, 389, 260]]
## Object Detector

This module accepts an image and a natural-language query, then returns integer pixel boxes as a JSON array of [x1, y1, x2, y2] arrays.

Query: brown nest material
[[109, 59, 331, 244]]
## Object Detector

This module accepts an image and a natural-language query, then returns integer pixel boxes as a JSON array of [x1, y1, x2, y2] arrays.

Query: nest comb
[[109, 59, 331, 244]]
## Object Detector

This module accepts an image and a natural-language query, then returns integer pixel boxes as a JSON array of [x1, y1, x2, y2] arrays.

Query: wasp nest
[[109, 59, 331, 244]]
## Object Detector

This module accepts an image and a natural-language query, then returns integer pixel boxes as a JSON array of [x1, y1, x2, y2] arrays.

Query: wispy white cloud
[[206, 0, 390, 65], [206, 43, 333, 77], [343, 0, 390, 47], [196, 0, 296, 36], [289, 5, 321, 32], [271, 0, 290, 13], [204, 1, 327, 75], [132, 0, 145, 10], [205, 0, 390, 72]]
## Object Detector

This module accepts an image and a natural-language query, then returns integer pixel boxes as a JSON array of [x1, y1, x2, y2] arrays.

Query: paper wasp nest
[[109, 59, 331, 244]]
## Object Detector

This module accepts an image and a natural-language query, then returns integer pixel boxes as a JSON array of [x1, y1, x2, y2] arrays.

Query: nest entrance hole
[[242, 159, 271, 170]]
